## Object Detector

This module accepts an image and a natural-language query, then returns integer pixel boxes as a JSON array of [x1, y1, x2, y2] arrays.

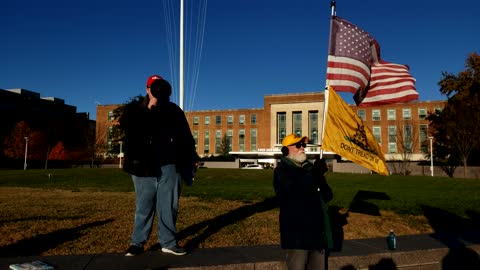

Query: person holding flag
[[273, 134, 333, 270]]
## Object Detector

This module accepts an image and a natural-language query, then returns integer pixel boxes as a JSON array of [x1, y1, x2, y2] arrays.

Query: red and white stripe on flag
[[326, 16, 418, 107], [361, 60, 418, 106]]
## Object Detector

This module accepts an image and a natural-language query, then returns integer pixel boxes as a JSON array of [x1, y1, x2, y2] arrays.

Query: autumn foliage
[[3, 121, 31, 159], [48, 141, 68, 160], [3, 121, 50, 158], [429, 52, 480, 177], [3, 121, 72, 165]]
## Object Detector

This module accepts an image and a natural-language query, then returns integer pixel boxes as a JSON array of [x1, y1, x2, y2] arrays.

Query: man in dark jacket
[[273, 134, 333, 270], [119, 75, 198, 256]]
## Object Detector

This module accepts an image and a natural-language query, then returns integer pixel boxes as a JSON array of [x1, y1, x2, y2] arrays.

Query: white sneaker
[[161, 246, 187, 255]]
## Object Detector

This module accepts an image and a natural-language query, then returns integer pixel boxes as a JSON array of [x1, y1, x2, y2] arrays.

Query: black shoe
[[125, 245, 143, 256], [161, 246, 187, 256]]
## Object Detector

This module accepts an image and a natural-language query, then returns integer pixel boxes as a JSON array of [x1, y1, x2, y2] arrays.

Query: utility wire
[[162, 0, 207, 110]]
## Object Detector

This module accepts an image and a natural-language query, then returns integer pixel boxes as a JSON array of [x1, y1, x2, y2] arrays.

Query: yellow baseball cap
[[282, 134, 308, 147]]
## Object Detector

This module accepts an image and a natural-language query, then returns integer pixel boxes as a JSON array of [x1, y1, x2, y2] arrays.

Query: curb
[[1, 234, 479, 270]]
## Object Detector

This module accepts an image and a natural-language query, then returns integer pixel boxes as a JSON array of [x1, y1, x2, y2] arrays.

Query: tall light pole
[[24, 137, 29, 170], [179, 0, 184, 109], [119, 141, 123, 169], [429, 137, 434, 177]]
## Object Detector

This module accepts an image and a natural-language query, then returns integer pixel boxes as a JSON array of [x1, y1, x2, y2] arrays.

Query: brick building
[[95, 104, 121, 150], [96, 91, 446, 162]]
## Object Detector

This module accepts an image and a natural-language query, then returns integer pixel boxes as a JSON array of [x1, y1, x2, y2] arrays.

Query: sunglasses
[[291, 142, 306, 149]]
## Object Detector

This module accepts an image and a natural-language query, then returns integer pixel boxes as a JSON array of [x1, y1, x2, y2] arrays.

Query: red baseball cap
[[146, 75, 163, 87]]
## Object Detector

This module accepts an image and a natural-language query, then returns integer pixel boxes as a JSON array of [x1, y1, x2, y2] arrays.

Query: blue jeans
[[130, 164, 182, 248]]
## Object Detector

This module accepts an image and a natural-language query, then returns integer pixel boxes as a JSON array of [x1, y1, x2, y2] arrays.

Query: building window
[[215, 130, 222, 154], [403, 125, 413, 152], [308, 111, 319, 144], [108, 111, 114, 121], [373, 126, 381, 143], [388, 125, 397, 153], [418, 108, 427, 120], [227, 115, 234, 125], [388, 125, 396, 143], [372, 109, 381, 121], [251, 114, 257, 125], [357, 109, 366, 121], [238, 129, 245, 152], [387, 109, 396, 121], [203, 130, 210, 155], [435, 107, 442, 114], [292, 111, 302, 137], [227, 129, 233, 150], [251, 129, 257, 151], [204, 116, 210, 125], [403, 108, 411, 120], [239, 115, 245, 125], [277, 112, 287, 144], [388, 143, 397, 154], [215, 115, 221, 125], [193, 130, 198, 152], [107, 126, 113, 149], [419, 124, 428, 153], [193, 116, 199, 125]]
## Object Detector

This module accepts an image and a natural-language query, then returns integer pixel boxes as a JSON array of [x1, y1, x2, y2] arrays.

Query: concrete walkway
[[1, 233, 479, 270]]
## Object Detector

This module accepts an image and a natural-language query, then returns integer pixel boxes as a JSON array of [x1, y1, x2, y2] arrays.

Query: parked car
[[242, 164, 264, 169]]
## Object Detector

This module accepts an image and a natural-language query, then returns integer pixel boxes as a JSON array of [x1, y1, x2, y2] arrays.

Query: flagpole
[[320, 87, 330, 159], [320, 1, 336, 159], [179, 0, 184, 110], [327, 0, 336, 60]]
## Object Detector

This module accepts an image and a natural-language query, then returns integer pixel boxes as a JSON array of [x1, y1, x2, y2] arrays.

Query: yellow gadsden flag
[[321, 86, 389, 175]]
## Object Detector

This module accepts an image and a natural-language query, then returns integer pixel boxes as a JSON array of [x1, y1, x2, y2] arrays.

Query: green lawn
[[1, 168, 479, 218], [1, 168, 479, 255]]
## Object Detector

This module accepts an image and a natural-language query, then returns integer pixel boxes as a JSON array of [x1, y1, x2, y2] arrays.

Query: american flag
[[326, 16, 418, 107]]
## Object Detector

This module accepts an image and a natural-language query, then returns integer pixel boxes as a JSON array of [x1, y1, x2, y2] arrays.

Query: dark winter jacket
[[119, 95, 198, 181], [273, 156, 333, 250]]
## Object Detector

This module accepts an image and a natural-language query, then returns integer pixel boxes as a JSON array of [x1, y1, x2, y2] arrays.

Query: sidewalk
[[1, 233, 479, 270]]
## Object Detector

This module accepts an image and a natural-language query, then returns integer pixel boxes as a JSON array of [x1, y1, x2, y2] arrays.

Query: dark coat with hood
[[273, 156, 333, 250], [119, 95, 198, 182]]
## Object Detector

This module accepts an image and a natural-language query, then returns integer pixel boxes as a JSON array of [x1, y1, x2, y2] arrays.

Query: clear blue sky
[[2, 0, 479, 120]]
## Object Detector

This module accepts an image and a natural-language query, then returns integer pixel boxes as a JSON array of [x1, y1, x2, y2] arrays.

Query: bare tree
[[90, 124, 110, 167], [393, 118, 420, 175]]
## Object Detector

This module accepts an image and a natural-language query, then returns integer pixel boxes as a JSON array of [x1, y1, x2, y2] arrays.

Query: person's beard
[[289, 151, 307, 163]]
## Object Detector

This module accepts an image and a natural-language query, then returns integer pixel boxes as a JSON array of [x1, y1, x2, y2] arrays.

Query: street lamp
[[119, 141, 123, 169], [429, 137, 434, 177], [24, 137, 29, 170]]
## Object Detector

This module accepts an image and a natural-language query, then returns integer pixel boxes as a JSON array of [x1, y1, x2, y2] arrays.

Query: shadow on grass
[[421, 205, 480, 270], [329, 190, 390, 253], [328, 205, 349, 252], [1, 215, 86, 226], [0, 219, 114, 257], [348, 190, 391, 216], [158, 197, 278, 251]]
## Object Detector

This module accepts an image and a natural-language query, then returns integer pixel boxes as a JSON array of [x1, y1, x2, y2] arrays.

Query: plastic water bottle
[[387, 229, 397, 250]]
